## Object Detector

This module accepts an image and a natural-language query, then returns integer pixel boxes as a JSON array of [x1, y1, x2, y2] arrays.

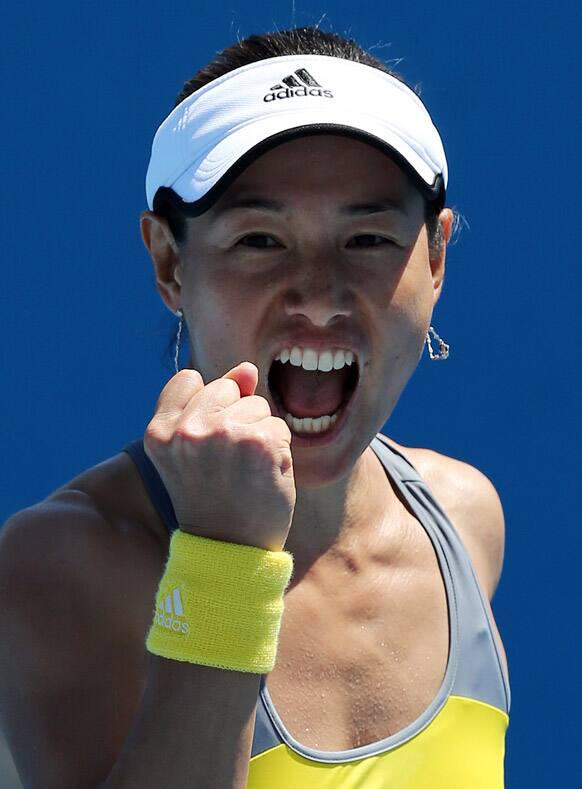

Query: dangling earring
[[174, 309, 184, 374], [426, 326, 450, 360]]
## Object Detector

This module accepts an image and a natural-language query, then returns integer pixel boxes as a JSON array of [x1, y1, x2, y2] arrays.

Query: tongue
[[275, 363, 350, 418]]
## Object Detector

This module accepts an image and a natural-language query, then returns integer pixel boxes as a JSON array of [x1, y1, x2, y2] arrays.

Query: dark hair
[[154, 26, 445, 254]]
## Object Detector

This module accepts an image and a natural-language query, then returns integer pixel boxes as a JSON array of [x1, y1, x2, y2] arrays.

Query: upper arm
[[449, 462, 506, 601], [0, 493, 158, 788]]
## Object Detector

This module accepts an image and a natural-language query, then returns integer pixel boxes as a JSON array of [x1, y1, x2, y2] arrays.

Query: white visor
[[145, 54, 448, 212]]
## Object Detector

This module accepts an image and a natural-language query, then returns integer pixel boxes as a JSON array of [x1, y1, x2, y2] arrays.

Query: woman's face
[[152, 134, 450, 467]]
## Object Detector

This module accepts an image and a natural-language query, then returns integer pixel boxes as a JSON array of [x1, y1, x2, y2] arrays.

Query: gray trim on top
[[371, 433, 510, 714]]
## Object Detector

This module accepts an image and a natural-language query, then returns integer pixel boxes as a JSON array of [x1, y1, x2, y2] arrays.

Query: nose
[[283, 247, 354, 326]]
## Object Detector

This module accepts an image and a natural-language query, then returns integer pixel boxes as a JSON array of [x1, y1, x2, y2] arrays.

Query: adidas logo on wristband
[[263, 68, 334, 102], [154, 586, 190, 635]]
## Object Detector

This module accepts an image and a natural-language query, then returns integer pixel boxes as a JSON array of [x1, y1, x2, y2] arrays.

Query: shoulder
[[386, 438, 506, 601], [0, 449, 169, 649], [51, 447, 169, 545], [0, 480, 165, 635]]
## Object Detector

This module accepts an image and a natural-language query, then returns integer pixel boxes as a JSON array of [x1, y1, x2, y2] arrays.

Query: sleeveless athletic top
[[123, 432, 511, 788]]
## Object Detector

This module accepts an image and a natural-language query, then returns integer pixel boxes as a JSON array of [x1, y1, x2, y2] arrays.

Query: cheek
[[186, 279, 264, 371], [378, 264, 433, 359], [396, 239, 434, 318], [383, 298, 426, 361]]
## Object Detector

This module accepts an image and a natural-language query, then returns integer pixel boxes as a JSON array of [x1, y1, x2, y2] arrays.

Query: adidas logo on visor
[[264, 68, 334, 102], [154, 586, 189, 635]]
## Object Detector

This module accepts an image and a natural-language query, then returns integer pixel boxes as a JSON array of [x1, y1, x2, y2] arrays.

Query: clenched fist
[[143, 362, 296, 552]]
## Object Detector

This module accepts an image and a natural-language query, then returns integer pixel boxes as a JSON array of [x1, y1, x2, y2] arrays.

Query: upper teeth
[[274, 347, 355, 372]]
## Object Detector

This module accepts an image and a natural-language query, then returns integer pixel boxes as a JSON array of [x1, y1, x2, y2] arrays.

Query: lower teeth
[[270, 388, 350, 435], [283, 407, 342, 435]]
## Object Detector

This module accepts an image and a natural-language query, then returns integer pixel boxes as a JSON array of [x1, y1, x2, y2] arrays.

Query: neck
[[284, 445, 394, 583]]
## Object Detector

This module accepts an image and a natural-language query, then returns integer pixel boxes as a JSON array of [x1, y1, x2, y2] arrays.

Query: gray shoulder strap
[[371, 433, 511, 714]]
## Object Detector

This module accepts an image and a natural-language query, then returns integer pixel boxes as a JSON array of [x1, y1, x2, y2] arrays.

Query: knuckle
[[173, 423, 205, 444], [237, 428, 272, 455], [248, 394, 271, 413], [144, 422, 171, 447], [176, 368, 203, 384], [271, 413, 292, 435]]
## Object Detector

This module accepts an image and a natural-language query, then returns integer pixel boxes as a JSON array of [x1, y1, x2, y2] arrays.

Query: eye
[[237, 234, 281, 249], [346, 234, 393, 248]]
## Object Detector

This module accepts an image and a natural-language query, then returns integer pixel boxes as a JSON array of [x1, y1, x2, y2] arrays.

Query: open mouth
[[267, 358, 360, 437]]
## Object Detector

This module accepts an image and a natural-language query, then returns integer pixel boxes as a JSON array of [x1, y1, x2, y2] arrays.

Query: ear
[[430, 208, 454, 306], [140, 211, 183, 313]]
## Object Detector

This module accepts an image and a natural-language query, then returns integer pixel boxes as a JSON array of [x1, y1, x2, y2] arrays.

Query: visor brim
[[153, 122, 445, 216]]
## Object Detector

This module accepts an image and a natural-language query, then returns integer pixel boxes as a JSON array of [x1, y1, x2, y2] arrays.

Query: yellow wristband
[[146, 530, 294, 673]]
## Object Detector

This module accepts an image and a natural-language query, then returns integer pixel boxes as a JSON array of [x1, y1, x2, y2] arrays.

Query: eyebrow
[[215, 196, 286, 213], [339, 200, 403, 216], [213, 196, 404, 216]]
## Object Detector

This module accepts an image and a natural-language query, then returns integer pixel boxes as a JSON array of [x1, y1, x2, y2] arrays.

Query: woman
[[0, 27, 510, 788]]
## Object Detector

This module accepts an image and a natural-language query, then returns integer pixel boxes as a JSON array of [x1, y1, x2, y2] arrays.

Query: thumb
[[222, 361, 259, 398]]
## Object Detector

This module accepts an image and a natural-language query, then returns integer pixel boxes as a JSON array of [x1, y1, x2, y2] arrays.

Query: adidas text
[[155, 610, 190, 635], [264, 86, 333, 103]]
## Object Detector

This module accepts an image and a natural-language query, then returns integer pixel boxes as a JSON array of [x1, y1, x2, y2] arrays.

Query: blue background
[[1, 2, 580, 786]]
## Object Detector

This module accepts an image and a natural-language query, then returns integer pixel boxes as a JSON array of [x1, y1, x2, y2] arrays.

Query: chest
[[264, 518, 450, 751]]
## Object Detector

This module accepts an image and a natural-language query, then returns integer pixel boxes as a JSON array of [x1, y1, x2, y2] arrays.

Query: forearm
[[102, 656, 260, 789], [103, 531, 292, 788]]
